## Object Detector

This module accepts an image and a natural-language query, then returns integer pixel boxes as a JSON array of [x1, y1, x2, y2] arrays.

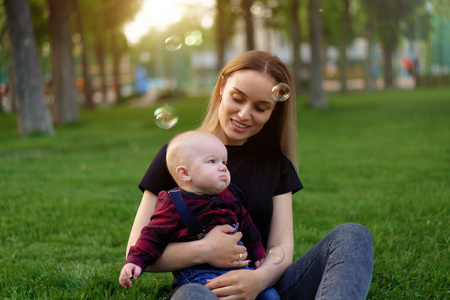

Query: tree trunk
[[95, 40, 107, 103], [49, 0, 79, 124], [4, 0, 54, 135], [383, 43, 394, 88], [291, 0, 301, 95], [8, 58, 18, 112], [216, 0, 226, 71], [308, 0, 327, 108], [111, 30, 122, 104], [242, 0, 255, 50], [364, 21, 374, 91], [73, 0, 94, 108], [0, 89, 3, 114], [339, 0, 350, 92]]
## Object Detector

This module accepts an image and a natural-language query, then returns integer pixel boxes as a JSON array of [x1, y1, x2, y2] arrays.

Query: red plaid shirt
[[126, 187, 266, 270]]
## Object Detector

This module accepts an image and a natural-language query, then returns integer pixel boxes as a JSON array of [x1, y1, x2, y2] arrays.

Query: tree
[[364, 17, 375, 91], [4, 0, 54, 135], [260, 0, 306, 94], [73, 0, 94, 108], [77, 0, 141, 104], [28, 0, 50, 49], [0, 6, 10, 113], [291, 0, 302, 95], [215, 0, 238, 70], [339, 0, 351, 92], [216, 0, 226, 70], [216, 0, 228, 70], [110, 30, 127, 103], [48, 0, 80, 124], [364, 0, 423, 88], [308, 0, 327, 108], [102, 0, 141, 103], [319, 0, 367, 91], [94, 35, 107, 102], [241, 0, 255, 50], [429, 0, 450, 17]]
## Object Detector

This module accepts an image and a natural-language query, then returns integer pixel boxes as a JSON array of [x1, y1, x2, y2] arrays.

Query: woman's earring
[[219, 95, 222, 101]]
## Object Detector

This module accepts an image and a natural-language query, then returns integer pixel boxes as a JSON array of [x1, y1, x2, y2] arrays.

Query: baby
[[119, 131, 279, 299]]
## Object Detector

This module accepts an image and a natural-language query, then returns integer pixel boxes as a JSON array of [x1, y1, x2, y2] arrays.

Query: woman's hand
[[201, 224, 250, 268], [205, 268, 263, 300]]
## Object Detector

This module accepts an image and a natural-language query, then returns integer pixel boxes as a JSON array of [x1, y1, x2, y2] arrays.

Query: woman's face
[[216, 70, 277, 145]]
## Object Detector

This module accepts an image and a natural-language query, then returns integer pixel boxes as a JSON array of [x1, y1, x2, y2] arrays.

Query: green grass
[[1, 88, 449, 299]]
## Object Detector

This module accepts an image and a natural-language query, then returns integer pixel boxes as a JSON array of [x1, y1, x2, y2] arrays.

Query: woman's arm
[[258, 191, 294, 285], [126, 190, 157, 256], [126, 190, 250, 273], [205, 192, 294, 299]]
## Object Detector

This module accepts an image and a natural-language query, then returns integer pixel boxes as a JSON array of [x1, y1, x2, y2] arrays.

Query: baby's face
[[187, 137, 230, 195]]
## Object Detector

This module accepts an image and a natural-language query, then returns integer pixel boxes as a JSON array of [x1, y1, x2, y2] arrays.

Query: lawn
[[0, 87, 449, 299]]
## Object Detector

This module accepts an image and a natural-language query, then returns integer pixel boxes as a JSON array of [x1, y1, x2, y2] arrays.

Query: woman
[[126, 50, 374, 299]]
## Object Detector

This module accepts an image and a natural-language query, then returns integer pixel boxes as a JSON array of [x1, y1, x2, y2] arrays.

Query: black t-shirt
[[139, 137, 303, 248]]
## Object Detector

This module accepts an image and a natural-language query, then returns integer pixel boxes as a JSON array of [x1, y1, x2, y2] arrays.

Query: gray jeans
[[172, 223, 374, 300]]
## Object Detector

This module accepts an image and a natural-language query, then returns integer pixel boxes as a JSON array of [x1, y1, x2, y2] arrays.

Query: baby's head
[[166, 130, 231, 195]]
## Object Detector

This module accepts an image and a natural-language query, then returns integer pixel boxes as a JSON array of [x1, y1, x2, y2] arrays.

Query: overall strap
[[168, 189, 206, 240], [229, 182, 249, 210]]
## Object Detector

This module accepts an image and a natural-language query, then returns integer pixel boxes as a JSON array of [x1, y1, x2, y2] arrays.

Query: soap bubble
[[165, 36, 182, 51], [266, 246, 285, 265], [154, 105, 179, 129], [272, 83, 290, 102]]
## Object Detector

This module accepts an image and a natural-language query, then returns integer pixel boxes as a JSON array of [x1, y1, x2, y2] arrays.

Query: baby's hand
[[119, 263, 142, 288], [254, 258, 265, 269]]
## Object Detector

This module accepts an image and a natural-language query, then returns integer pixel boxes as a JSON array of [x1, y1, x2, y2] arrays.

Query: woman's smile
[[231, 119, 250, 130]]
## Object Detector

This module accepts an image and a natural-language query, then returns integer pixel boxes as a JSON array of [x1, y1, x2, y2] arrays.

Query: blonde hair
[[199, 50, 298, 173]]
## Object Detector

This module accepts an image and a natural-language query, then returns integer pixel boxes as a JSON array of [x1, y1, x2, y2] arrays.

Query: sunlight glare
[[124, 0, 214, 45]]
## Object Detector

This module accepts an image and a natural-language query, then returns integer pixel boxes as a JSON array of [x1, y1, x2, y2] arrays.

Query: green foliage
[[0, 2, 6, 38], [213, 0, 238, 42], [264, 0, 367, 47], [262, 0, 308, 42], [0, 89, 449, 298], [77, 0, 142, 53], [401, 7, 432, 41], [429, 0, 450, 18], [321, 0, 345, 44], [102, 0, 143, 29], [364, 0, 424, 45], [28, 0, 49, 47]]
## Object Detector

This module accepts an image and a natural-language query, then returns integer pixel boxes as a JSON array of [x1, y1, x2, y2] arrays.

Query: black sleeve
[[138, 144, 177, 195], [275, 154, 303, 196]]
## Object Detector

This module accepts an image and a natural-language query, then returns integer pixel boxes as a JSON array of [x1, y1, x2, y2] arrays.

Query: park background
[[0, 0, 449, 299]]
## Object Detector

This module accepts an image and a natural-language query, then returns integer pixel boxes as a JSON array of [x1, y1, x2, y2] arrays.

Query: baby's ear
[[175, 166, 191, 182]]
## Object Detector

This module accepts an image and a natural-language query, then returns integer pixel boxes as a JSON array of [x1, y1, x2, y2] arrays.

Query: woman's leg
[[171, 283, 218, 300], [256, 287, 281, 300], [275, 223, 374, 300]]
